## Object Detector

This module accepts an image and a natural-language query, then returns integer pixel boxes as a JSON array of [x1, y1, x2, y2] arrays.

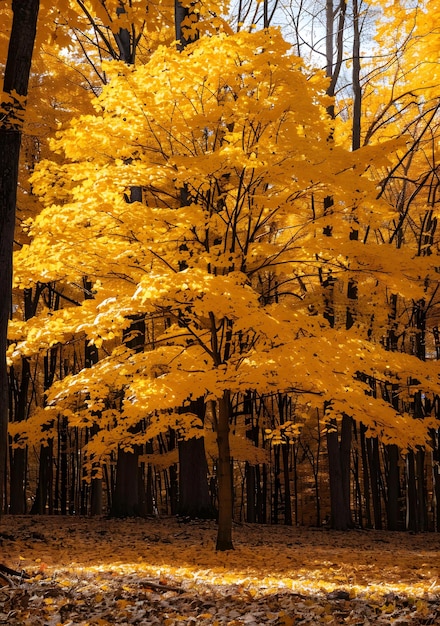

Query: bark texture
[[0, 0, 40, 515], [216, 391, 234, 550]]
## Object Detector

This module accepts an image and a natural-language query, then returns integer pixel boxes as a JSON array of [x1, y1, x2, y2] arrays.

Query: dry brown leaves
[[0, 516, 439, 625]]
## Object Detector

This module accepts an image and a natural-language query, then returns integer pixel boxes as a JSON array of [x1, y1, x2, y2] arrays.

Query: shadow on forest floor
[[0, 516, 439, 624]]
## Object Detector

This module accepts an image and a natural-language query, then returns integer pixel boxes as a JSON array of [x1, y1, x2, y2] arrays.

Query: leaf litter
[[0, 516, 439, 625]]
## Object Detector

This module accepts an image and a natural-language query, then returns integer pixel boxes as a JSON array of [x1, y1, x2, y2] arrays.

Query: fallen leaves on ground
[[0, 516, 439, 625]]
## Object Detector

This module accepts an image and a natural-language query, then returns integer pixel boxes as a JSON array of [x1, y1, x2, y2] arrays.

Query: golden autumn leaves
[[8, 27, 440, 461]]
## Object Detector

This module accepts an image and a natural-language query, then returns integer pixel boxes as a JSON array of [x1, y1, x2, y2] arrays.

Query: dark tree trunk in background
[[432, 413, 440, 531], [111, 447, 146, 517], [168, 460, 178, 515], [83, 279, 102, 515], [385, 444, 400, 530], [175, 0, 198, 49], [434, 457, 440, 532], [31, 345, 57, 514], [259, 464, 268, 523], [90, 447, 103, 515], [282, 443, 293, 525], [175, 0, 189, 49], [414, 392, 428, 531], [171, 4, 211, 522], [367, 436, 382, 529], [0, 0, 40, 516], [9, 438, 27, 513], [244, 393, 260, 524], [107, 2, 146, 517], [245, 462, 256, 523], [406, 450, 418, 531], [406, 392, 428, 531], [178, 435, 215, 518], [111, 315, 146, 517], [272, 445, 280, 525], [145, 460, 155, 515], [416, 448, 428, 531], [327, 414, 352, 530], [59, 416, 68, 514], [216, 391, 234, 550], [177, 397, 215, 519], [9, 356, 30, 514], [31, 440, 53, 514], [9, 286, 43, 513], [352, 0, 362, 152]]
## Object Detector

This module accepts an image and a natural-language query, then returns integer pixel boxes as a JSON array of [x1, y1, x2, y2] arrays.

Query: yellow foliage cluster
[[6, 11, 440, 464]]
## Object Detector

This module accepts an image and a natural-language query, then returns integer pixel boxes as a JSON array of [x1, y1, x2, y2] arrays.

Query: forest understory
[[0, 516, 439, 625]]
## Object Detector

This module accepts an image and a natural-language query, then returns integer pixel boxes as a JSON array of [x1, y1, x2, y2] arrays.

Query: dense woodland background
[[1, 0, 440, 550]]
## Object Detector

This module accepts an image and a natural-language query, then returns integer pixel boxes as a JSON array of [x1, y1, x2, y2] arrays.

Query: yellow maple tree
[[10, 23, 440, 546]]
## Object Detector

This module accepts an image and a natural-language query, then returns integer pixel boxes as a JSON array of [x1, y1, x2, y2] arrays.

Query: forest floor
[[0, 516, 439, 625]]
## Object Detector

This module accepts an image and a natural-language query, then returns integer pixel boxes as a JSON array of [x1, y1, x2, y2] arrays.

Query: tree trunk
[[340, 414, 352, 525], [413, 392, 428, 530], [31, 344, 57, 514], [282, 443, 292, 526], [326, 414, 352, 530], [245, 462, 256, 523], [10, 285, 43, 513], [432, 425, 440, 532], [83, 280, 102, 515], [145, 462, 155, 515], [9, 356, 30, 513], [272, 445, 280, 524], [433, 456, 440, 532], [416, 447, 428, 531], [353, 450, 362, 528], [108, 1, 145, 516], [360, 424, 372, 527], [260, 464, 268, 523], [110, 315, 146, 517], [90, 470, 103, 516], [178, 435, 215, 519], [406, 450, 418, 531], [367, 436, 382, 529], [352, 0, 362, 151], [111, 448, 144, 517], [89, 424, 103, 516], [168, 462, 178, 515], [385, 444, 400, 530], [326, 426, 346, 529], [0, 0, 40, 519], [216, 391, 234, 550], [59, 415, 68, 515], [9, 446, 26, 513], [244, 394, 259, 523], [177, 396, 214, 519], [31, 439, 53, 514], [175, 0, 198, 50]]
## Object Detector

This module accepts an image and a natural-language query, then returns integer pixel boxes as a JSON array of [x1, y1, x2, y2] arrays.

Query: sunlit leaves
[[11, 24, 440, 458]]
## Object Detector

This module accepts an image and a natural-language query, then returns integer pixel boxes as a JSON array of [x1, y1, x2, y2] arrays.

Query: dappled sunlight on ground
[[1, 516, 439, 624]]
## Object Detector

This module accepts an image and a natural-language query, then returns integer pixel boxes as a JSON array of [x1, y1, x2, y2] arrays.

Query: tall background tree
[[0, 0, 39, 516]]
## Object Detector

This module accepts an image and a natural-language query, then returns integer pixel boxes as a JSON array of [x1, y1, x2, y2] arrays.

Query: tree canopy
[[2, 0, 440, 547]]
